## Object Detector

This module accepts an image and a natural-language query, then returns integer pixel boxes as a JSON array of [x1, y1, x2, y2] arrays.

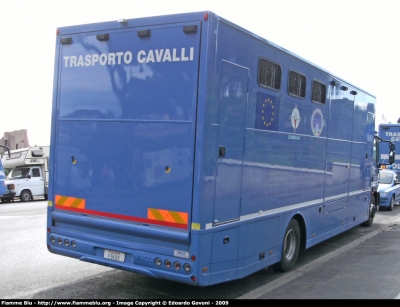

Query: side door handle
[[219, 146, 226, 158]]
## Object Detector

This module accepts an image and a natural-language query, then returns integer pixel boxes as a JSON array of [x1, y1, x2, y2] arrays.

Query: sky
[[1, 0, 400, 146]]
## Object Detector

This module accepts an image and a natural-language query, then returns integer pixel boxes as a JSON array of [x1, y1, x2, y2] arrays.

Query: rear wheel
[[1, 197, 12, 203], [361, 195, 376, 227], [274, 218, 301, 272], [20, 190, 32, 202], [387, 196, 395, 211]]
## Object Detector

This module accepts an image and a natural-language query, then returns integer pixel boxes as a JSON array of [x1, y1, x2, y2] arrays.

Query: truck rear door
[[53, 21, 201, 231]]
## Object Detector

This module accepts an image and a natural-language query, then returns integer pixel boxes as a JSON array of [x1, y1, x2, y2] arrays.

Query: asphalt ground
[[238, 215, 400, 299]]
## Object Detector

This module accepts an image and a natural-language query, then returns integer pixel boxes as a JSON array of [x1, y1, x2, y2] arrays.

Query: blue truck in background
[[379, 123, 400, 169], [47, 11, 395, 286]]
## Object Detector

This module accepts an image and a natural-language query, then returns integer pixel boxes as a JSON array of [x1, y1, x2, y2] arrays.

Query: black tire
[[44, 194, 48, 200], [20, 190, 32, 202], [361, 195, 376, 227], [387, 196, 395, 211], [274, 218, 301, 272]]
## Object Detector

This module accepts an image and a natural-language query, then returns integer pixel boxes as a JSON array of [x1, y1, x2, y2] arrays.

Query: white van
[[2, 146, 49, 201]]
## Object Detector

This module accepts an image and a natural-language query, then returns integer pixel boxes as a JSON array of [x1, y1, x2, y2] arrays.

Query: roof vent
[[137, 30, 151, 38], [60, 37, 72, 45], [96, 34, 109, 41], [183, 25, 197, 34]]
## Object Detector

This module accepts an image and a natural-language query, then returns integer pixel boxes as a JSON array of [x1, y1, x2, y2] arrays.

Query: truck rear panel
[[48, 13, 204, 285], [52, 20, 200, 228]]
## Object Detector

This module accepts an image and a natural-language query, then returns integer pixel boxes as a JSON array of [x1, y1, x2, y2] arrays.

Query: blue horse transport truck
[[47, 11, 394, 286], [379, 123, 400, 169]]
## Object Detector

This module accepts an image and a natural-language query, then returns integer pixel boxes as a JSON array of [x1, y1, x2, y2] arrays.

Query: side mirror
[[390, 142, 396, 151], [27, 174, 31, 179], [389, 151, 395, 164]]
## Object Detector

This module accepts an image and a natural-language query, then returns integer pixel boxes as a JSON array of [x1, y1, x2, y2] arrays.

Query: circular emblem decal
[[311, 108, 323, 136], [290, 104, 301, 133]]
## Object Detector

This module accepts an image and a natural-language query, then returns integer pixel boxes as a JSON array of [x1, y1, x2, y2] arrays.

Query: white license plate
[[104, 249, 125, 262]]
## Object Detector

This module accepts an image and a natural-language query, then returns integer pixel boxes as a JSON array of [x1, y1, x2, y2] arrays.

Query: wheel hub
[[370, 203, 376, 218]]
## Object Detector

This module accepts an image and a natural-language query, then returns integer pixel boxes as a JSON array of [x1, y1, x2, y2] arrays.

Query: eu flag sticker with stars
[[255, 92, 279, 131]]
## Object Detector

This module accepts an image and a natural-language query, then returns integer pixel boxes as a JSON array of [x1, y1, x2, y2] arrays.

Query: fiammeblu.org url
[[38, 302, 111, 306]]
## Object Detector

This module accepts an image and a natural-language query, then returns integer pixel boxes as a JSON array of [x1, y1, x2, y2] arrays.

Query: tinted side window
[[32, 168, 41, 177], [258, 58, 281, 90], [288, 71, 306, 98], [312, 80, 326, 104]]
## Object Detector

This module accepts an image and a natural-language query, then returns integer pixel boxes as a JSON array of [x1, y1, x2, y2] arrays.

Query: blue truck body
[[47, 11, 386, 286]]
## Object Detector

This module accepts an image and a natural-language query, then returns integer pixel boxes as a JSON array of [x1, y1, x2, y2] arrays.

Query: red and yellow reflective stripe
[[148, 208, 188, 226], [55, 195, 86, 209], [54, 196, 187, 229]]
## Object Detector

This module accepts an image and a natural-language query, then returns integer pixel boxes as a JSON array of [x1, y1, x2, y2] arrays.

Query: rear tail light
[[183, 263, 191, 272], [155, 258, 162, 266], [50, 236, 76, 248], [174, 261, 181, 270], [164, 259, 172, 268]]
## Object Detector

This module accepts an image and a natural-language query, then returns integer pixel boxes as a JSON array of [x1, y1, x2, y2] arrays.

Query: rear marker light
[[64, 239, 70, 247], [164, 259, 172, 268], [174, 261, 181, 270], [183, 263, 191, 272], [155, 258, 162, 266], [57, 238, 63, 245], [71, 241, 77, 248], [50, 236, 56, 244]]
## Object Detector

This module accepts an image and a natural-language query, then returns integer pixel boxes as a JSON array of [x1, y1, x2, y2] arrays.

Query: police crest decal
[[311, 108, 323, 136]]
